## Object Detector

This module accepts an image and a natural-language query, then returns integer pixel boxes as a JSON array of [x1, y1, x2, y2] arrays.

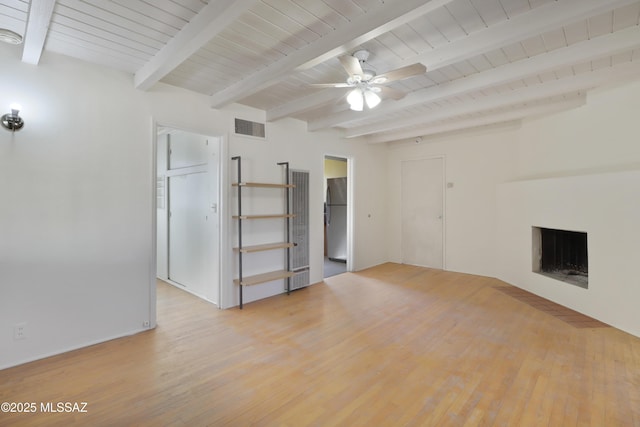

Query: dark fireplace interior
[[533, 227, 588, 288]]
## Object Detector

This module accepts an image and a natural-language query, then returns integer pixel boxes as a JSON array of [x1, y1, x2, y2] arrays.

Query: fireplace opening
[[532, 227, 588, 288]]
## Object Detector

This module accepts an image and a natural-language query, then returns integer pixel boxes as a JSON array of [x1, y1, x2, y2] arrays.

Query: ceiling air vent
[[234, 118, 266, 138]]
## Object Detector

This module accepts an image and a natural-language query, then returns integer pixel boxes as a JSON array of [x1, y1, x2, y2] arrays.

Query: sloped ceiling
[[1, 0, 639, 142]]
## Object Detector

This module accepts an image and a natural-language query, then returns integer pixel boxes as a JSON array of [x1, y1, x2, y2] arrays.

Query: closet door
[[168, 171, 209, 297], [401, 157, 444, 269]]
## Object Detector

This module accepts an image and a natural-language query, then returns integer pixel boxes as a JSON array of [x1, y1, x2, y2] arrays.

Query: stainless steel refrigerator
[[326, 177, 347, 262]]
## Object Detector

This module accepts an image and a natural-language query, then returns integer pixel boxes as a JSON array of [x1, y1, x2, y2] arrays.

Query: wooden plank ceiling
[[1, 0, 639, 142]]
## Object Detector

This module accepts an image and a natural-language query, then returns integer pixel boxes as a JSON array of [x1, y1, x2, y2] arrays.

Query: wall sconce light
[[1, 103, 24, 132]]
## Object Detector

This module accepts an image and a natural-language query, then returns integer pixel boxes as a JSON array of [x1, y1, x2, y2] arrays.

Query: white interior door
[[168, 172, 209, 297], [401, 158, 444, 269]]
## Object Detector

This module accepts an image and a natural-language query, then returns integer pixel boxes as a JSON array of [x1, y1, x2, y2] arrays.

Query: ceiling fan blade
[[310, 83, 352, 88], [379, 86, 406, 100], [339, 55, 364, 77], [375, 63, 426, 83]]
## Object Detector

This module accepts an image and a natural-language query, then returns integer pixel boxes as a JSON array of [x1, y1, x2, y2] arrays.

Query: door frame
[[400, 155, 446, 270], [323, 154, 354, 273], [150, 121, 227, 326]]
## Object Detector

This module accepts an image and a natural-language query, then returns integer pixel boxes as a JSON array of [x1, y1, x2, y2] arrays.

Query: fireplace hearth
[[532, 227, 588, 288]]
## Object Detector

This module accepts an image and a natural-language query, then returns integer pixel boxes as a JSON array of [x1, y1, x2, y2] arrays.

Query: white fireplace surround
[[497, 169, 640, 338]]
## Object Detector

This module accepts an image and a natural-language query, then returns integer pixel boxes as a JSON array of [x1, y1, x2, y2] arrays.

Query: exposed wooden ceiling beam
[[280, 0, 639, 126], [414, 0, 639, 71], [134, 0, 257, 91], [345, 61, 640, 138], [21, 0, 56, 65], [368, 94, 587, 144], [308, 25, 640, 131], [266, 89, 342, 122], [209, 0, 455, 109]]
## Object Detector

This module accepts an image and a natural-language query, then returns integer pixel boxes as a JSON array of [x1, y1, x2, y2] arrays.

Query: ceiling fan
[[312, 50, 426, 111]]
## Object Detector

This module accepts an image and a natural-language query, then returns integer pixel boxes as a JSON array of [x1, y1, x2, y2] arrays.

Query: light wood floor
[[1, 263, 639, 426]]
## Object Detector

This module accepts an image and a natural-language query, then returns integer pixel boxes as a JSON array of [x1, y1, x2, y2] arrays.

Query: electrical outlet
[[14, 323, 27, 340]]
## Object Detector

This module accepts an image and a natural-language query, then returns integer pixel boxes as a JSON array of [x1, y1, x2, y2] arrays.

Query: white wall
[[386, 79, 640, 337], [516, 80, 640, 179], [386, 125, 518, 278], [496, 80, 640, 337], [497, 171, 640, 337], [0, 44, 389, 369], [0, 43, 153, 369], [227, 114, 389, 307]]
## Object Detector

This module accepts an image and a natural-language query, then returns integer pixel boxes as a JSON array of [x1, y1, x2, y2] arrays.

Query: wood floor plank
[[1, 263, 639, 426]]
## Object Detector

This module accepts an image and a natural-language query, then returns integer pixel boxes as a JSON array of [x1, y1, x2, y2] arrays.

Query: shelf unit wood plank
[[233, 182, 295, 188], [231, 157, 294, 308], [233, 214, 295, 220], [234, 270, 295, 286], [234, 242, 294, 253]]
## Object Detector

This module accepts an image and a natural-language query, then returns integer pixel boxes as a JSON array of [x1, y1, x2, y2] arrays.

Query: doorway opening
[[324, 155, 350, 278], [154, 125, 222, 306]]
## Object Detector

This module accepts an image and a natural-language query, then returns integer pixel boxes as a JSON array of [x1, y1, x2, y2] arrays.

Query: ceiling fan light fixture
[[361, 65, 376, 81], [347, 75, 361, 85], [347, 88, 364, 111], [364, 90, 381, 109], [324, 49, 424, 111]]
